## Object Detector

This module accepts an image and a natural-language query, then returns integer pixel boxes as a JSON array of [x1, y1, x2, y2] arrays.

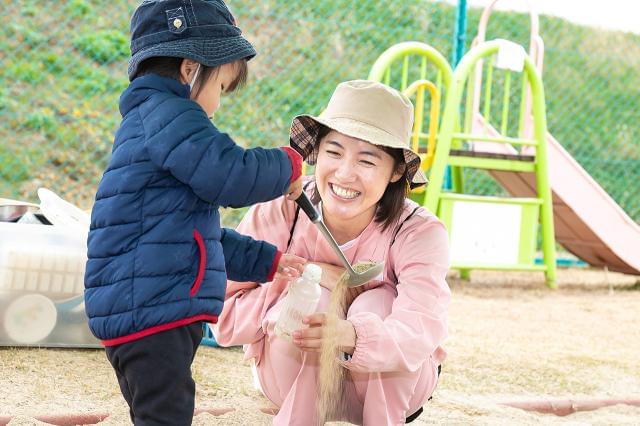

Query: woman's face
[[315, 130, 403, 228]]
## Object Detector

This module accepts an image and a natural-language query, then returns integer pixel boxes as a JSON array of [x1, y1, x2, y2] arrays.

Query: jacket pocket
[[190, 229, 206, 297]]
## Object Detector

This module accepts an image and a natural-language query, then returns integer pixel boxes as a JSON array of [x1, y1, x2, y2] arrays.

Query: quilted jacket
[[84, 74, 300, 346]]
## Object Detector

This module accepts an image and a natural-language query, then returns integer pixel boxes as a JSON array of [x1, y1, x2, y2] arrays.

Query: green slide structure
[[369, 40, 557, 288]]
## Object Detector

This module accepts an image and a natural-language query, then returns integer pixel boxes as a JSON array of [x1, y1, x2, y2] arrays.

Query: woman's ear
[[390, 163, 406, 183], [179, 59, 199, 85]]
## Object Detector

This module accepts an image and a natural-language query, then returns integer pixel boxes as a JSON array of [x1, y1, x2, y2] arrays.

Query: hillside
[[0, 0, 637, 225]]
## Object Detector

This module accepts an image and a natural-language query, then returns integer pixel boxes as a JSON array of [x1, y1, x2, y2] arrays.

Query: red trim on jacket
[[191, 230, 206, 297], [101, 314, 218, 347], [281, 147, 303, 184], [267, 250, 282, 282]]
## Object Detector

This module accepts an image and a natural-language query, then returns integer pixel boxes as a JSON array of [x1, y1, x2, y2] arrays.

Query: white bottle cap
[[302, 263, 322, 282]]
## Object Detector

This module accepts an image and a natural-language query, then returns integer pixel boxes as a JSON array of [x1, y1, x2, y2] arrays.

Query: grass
[[0, 0, 638, 226]]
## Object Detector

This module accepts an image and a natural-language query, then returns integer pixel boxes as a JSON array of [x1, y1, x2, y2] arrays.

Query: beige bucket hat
[[289, 79, 426, 189]]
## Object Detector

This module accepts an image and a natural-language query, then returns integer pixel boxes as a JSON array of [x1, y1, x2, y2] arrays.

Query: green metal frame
[[368, 41, 454, 91], [368, 42, 458, 203], [426, 40, 557, 287], [367, 40, 556, 287]]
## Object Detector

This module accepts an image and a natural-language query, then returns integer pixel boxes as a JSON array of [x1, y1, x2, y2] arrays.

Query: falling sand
[[317, 262, 375, 425]]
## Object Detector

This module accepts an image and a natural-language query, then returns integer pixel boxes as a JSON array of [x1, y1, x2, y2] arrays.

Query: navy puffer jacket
[[84, 74, 297, 345]]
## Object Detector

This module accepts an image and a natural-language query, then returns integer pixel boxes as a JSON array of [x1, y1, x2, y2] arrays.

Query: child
[[84, 1, 306, 424]]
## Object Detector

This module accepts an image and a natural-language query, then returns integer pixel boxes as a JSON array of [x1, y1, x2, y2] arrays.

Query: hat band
[[315, 116, 409, 150], [131, 25, 241, 54]]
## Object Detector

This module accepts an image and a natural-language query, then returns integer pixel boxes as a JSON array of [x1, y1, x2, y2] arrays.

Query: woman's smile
[[329, 182, 361, 200]]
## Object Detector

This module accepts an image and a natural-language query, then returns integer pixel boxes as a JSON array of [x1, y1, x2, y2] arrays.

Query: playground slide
[[471, 115, 640, 275]]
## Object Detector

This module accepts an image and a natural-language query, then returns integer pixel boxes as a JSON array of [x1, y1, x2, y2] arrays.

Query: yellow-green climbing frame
[[426, 40, 556, 287], [368, 40, 556, 287]]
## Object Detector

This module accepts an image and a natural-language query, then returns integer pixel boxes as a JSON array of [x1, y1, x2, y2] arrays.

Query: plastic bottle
[[275, 263, 322, 340]]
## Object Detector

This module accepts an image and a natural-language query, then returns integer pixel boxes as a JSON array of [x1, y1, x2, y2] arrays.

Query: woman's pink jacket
[[215, 191, 451, 373]]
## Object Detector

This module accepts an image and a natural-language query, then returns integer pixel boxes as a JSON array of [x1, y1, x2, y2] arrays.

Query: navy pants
[[106, 322, 203, 425]]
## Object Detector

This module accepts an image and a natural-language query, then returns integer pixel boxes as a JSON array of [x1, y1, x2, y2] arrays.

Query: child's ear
[[180, 59, 199, 84]]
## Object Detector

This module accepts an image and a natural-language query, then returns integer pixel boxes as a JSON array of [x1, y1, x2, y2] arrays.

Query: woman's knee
[[347, 285, 396, 319]]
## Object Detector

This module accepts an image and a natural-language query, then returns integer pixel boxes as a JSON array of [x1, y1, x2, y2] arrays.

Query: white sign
[[449, 201, 522, 265]]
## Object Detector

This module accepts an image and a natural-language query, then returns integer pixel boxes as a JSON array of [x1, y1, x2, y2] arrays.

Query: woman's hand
[[292, 313, 357, 355], [274, 253, 307, 281], [310, 262, 346, 291]]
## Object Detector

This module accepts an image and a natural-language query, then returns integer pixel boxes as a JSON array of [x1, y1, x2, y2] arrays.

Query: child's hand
[[285, 177, 303, 201], [274, 253, 307, 280]]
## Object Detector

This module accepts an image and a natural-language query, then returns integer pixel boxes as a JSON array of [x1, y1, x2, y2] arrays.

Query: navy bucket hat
[[127, 0, 256, 81]]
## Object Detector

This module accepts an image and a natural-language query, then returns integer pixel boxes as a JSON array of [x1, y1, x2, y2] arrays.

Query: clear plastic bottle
[[275, 263, 322, 340]]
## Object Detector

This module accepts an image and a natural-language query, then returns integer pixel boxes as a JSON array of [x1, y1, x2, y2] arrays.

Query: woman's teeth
[[330, 183, 360, 199]]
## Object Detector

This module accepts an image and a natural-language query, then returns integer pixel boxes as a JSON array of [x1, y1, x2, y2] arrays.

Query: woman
[[214, 80, 450, 425]]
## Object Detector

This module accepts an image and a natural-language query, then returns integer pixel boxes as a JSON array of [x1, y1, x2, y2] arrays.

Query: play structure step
[[449, 149, 535, 162]]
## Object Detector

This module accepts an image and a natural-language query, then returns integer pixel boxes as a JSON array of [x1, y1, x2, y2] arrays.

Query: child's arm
[[220, 227, 304, 283], [143, 102, 302, 207], [220, 227, 278, 283]]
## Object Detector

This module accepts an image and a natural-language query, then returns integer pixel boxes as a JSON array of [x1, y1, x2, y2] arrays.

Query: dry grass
[[2, 268, 639, 425]]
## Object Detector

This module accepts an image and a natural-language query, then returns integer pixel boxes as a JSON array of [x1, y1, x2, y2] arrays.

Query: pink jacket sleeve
[[213, 198, 295, 347], [342, 214, 451, 373]]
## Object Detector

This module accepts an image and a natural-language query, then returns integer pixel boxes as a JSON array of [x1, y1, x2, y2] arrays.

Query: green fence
[[1, 1, 638, 227]]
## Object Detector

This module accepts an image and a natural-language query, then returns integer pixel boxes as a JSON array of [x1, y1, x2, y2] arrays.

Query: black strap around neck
[[390, 206, 421, 247], [286, 186, 421, 253], [286, 180, 314, 252]]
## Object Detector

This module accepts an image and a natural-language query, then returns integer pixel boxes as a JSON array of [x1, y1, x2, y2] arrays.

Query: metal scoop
[[295, 193, 384, 288]]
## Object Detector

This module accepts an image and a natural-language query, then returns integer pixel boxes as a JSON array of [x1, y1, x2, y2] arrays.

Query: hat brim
[[290, 115, 427, 189], [128, 36, 256, 81]]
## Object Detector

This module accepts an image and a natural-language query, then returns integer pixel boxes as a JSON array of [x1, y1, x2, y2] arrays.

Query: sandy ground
[[1, 268, 639, 425]]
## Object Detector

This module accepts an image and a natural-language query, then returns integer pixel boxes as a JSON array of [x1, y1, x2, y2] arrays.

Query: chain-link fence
[[458, 5, 640, 225], [1, 0, 638, 227]]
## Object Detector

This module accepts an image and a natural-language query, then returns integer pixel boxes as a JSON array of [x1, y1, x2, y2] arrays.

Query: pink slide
[[468, 0, 640, 275], [472, 115, 640, 275]]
